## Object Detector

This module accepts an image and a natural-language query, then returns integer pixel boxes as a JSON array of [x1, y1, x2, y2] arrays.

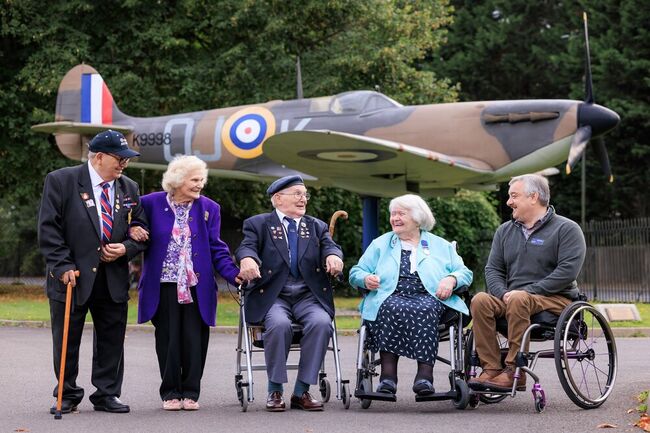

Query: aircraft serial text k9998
[[33, 63, 619, 197]]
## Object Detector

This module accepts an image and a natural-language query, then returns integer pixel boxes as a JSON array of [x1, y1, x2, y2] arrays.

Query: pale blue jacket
[[349, 231, 473, 321]]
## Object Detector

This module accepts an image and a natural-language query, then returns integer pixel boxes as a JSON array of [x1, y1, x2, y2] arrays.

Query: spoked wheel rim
[[554, 302, 617, 409]]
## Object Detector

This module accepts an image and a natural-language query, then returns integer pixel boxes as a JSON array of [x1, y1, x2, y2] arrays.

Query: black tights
[[379, 351, 433, 383]]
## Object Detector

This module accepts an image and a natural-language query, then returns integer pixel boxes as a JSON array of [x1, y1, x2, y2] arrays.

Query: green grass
[[1, 285, 648, 330]]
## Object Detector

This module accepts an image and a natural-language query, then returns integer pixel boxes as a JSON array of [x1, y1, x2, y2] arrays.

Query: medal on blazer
[[421, 239, 430, 255]]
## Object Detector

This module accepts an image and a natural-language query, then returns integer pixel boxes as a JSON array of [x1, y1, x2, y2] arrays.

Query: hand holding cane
[[54, 270, 79, 420]]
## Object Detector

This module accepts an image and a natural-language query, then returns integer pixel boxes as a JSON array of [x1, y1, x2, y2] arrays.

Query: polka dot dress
[[366, 249, 446, 364]]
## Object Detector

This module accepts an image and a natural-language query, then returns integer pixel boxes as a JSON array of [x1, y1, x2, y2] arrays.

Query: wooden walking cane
[[54, 270, 79, 420], [328, 210, 348, 238]]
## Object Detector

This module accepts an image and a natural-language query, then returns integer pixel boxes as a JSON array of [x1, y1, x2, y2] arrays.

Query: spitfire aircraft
[[32, 63, 619, 198], [32, 14, 619, 244]]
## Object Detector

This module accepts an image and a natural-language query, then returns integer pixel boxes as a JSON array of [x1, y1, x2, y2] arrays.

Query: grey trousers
[[262, 292, 332, 384]]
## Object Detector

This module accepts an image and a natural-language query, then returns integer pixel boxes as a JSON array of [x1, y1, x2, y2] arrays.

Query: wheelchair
[[466, 295, 618, 412], [234, 285, 351, 411], [353, 286, 473, 409]]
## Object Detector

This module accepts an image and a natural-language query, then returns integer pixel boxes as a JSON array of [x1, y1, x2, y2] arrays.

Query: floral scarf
[[169, 198, 198, 304]]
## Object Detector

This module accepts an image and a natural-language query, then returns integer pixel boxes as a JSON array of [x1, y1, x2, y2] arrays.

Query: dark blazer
[[137, 192, 240, 326], [38, 163, 148, 305], [235, 211, 343, 324]]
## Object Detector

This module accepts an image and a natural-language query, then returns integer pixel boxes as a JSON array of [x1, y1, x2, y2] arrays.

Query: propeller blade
[[566, 125, 592, 175], [593, 137, 613, 182], [583, 12, 595, 104]]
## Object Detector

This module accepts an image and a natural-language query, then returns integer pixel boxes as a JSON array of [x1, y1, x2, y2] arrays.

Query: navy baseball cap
[[89, 130, 140, 158], [266, 175, 304, 196]]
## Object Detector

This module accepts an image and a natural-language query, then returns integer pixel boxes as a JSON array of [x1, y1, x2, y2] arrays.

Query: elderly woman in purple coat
[[132, 155, 241, 411]]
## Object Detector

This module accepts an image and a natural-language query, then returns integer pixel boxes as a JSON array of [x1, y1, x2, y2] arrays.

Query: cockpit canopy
[[308, 91, 402, 115]]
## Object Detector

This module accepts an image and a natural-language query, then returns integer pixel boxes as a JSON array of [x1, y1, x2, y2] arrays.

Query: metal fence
[[578, 218, 650, 302]]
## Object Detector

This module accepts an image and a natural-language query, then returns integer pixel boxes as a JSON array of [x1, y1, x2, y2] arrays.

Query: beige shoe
[[182, 399, 200, 411], [163, 399, 182, 411]]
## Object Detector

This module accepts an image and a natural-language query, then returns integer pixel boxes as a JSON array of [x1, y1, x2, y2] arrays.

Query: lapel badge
[[80, 192, 90, 200], [300, 222, 306, 228], [421, 239, 430, 255], [204, 211, 209, 221], [84, 199, 95, 208]]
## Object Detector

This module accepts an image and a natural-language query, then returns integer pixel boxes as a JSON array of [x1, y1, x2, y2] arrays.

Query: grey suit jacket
[[38, 162, 148, 305]]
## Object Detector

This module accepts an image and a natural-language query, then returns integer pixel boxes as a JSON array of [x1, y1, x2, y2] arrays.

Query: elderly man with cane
[[38, 130, 148, 415]]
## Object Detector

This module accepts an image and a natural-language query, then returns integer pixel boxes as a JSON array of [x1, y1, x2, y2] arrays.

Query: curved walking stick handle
[[328, 210, 348, 238], [54, 270, 79, 419]]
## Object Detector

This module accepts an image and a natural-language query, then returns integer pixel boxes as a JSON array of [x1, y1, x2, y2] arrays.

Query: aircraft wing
[[31, 121, 133, 135], [263, 130, 495, 196]]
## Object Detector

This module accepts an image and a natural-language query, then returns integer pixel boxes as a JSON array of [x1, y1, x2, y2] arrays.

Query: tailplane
[[32, 64, 134, 160]]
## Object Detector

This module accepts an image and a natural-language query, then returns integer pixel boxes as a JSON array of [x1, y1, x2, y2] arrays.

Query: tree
[[1, 0, 502, 288], [433, 0, 649, 221]]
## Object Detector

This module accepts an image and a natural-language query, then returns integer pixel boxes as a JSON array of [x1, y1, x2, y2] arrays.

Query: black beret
[[266, 175, 304, 196], [89, 130, 140, 158]]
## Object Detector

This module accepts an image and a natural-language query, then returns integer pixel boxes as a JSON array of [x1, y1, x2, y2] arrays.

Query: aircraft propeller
[[565, 12, 617, 182]]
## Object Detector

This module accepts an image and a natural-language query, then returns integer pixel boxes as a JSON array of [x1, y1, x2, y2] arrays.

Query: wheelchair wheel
[[468, 393, 480, 409], [554, 302, 617, 409], [319, 378, 331, 402], [236, 379, 249, 412], [359, 378, 373, 409], [452, 379, 470, 410], [534, 394, 546, 413], [342, 383, 351, 410]]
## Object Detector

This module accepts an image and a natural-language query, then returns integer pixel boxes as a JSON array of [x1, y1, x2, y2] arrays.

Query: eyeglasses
[[104, 153, 130, 166], [277, 192, 311, 201]]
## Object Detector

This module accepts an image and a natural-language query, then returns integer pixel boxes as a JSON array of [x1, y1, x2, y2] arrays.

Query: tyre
[[320, 378, 331, 402], [452, 379, 470, 410], [554, 302, 617, 409], [342, 383, 351, 410], [359, 378, 372, 409]]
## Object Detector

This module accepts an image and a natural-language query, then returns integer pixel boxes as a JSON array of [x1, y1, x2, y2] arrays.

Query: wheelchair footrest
[[354, 390, 397, 402], [415, 391, 458, 402]]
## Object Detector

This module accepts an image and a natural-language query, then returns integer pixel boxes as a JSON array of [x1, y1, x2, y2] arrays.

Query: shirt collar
[[88, 162, 114, 189], [275, 209, 300, 226]]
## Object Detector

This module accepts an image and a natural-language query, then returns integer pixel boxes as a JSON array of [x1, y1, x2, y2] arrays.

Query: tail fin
[[32, 64, 133, 160]]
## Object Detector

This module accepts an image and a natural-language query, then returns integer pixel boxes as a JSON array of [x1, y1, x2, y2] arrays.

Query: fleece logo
[[530, 238, 544, 246]]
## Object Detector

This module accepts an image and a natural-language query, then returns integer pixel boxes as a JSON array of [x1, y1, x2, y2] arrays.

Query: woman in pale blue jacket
[[349, 194, 472, 396]]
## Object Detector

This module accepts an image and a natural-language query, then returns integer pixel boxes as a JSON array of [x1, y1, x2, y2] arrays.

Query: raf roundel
[[221, 106, 276, 159]]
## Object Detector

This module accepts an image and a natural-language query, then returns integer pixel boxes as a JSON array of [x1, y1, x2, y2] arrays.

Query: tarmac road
[[1, 326, 648, 433]]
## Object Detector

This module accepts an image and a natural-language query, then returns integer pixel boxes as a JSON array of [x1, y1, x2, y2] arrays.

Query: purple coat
[[137, 191, 239, 326]]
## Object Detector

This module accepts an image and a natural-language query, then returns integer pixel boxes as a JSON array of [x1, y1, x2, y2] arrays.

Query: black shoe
[[92, 396, 130, 413], [412, 379, 435, 396], [49, 399, 78, 414], [376, 379, 397, 394]]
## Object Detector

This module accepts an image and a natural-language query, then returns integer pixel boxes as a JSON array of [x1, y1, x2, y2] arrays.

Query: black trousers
[[151, 283, 209, 401], [50, 265, 128, 405]]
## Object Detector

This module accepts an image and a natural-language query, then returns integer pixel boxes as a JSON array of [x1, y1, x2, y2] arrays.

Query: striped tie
[[100, 182, 113, 244]]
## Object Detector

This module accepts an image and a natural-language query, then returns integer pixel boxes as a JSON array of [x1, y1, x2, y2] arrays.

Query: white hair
[[509, 174, 550, 206], [389, 194, 436, 231], [161, 155, 208, 193]]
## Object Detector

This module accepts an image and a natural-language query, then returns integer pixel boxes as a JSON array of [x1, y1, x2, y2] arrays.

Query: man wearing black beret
[[38, 130, 148, 414], [236, 175, 344, 412]]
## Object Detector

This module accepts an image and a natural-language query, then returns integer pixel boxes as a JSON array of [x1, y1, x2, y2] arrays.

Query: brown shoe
[[467, 369, 501, 390], [483, 366, 526, 392], [290, 391, 324, 411], [266, 391, 285, 412]]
